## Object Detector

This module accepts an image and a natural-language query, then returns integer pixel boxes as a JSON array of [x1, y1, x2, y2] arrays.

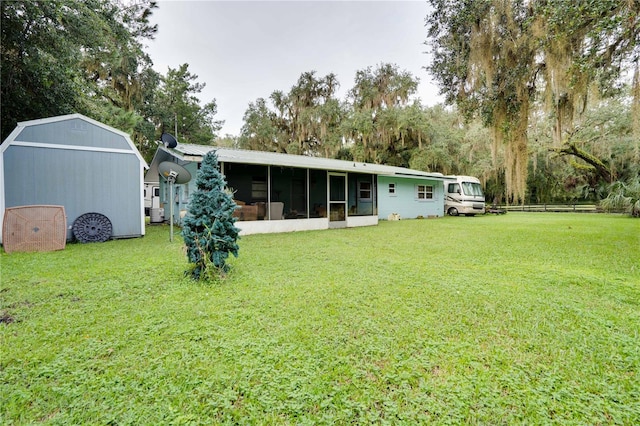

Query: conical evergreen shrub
[[182, 151, 240, 279]]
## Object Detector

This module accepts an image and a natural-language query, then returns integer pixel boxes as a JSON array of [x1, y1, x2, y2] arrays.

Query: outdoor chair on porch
[[269, 202, 284, 220]]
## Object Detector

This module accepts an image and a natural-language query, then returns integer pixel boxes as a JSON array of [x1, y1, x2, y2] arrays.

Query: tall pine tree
[[182, 151, 239, 280]]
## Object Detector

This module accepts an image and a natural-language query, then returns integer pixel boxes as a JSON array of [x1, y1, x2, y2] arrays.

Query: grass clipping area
[[1, 214, 639, 424]]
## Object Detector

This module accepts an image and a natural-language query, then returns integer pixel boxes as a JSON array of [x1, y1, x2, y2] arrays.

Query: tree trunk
[[550, 142, 613, 182]]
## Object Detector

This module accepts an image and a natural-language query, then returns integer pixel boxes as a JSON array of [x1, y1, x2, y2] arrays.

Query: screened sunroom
[[223, 163, 377, 220], [147, 144, 444, 235]]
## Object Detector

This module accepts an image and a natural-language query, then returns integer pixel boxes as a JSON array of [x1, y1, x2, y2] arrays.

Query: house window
[[388, 183, 396, 196], [416, 184, 433, 200], [359, 181, 372, 201], [252, 177, 267, 200]]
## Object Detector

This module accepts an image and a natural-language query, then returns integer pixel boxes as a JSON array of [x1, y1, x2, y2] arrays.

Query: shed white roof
[[1, 113, 148, 168], [162, 143, 446, 180]]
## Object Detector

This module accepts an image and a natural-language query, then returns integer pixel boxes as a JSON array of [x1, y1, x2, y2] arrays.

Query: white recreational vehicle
[[144, 183, 161, 217], [444, 176, 485, 216]]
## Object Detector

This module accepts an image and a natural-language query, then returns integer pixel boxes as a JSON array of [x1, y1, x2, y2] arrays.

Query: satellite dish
[[158, 161, 191, 184], [161, 132, 178, 148]]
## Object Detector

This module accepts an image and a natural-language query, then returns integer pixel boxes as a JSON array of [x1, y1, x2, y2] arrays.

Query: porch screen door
[[328, 173, 347, 228]]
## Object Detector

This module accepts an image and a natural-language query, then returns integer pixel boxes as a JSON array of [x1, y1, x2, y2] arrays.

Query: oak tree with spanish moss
[[425, 0, 640, 203]]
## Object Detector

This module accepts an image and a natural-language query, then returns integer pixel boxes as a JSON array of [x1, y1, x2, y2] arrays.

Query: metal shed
[[0, 114, 148, 244]]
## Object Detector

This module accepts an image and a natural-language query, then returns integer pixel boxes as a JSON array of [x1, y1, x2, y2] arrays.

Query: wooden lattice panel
[[2, 205, 67, 253]]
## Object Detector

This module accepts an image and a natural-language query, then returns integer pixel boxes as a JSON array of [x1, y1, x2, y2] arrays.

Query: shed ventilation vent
[[2, 205, 67, 253]]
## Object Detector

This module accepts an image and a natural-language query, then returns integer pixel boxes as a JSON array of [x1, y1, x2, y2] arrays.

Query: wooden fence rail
[[499, 204, 599, 213]]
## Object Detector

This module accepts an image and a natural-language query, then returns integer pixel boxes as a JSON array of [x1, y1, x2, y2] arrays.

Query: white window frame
[[388, 183, 396, 196], [251, 178, 268, 200], [358, 180, 372, 201], [416, 184, 434, 200]]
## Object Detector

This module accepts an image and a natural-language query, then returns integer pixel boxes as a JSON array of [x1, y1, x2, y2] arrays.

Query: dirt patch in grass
[[0, 310, 15, 324]]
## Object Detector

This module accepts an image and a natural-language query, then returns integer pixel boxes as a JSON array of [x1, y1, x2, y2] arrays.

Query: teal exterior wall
[[153, 152, 445, 224], [377, 176, 444, 219], [158, 161, 198, 225]]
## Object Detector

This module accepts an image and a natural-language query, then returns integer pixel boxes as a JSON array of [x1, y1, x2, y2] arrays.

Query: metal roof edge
[[170, 144, 446, 179], [390, 172, 446, 181]]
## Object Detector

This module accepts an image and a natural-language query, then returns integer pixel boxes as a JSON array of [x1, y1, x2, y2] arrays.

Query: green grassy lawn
[[1, 214, 639, 425]]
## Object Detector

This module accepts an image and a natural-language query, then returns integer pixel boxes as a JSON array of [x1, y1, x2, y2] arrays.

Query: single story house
[[1, 114, 148, 243], [148, 144, 446, 235]]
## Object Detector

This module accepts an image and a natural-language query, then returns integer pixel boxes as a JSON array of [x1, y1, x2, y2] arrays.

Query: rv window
[[462, 182, 483, 197], [154, 187, 160, 197], [448, 183, 460, 194]]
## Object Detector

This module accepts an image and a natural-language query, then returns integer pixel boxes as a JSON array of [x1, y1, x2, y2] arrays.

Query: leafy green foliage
[[1, 0, 86, 139], [424, 0, 640, 203], [0, 0, 158, 141], [2, 215, 639, 423], [345, 64, 425, 165], [181, 151, 240, 279], [239, 64, 435, 168], [239, 71, 344, 155], [601, 178, 640, 217], [1, 0, 222, 162], [524, 97, 639, 204], [151, 64, 223, 146]]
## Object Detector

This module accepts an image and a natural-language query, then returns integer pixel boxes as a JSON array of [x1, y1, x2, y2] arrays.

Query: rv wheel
[[447, 207, 459, 216]]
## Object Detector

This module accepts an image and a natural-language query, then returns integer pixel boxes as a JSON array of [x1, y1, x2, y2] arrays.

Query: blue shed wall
[[377, 176, 444, 219]]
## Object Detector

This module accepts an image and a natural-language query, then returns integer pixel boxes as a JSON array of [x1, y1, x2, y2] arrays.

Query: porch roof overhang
[[148, 143, 447, 181], [383, 173, 450, 181]]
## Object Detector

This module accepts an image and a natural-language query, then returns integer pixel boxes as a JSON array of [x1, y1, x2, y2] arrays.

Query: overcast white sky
[[145, 1, 443, 137]]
